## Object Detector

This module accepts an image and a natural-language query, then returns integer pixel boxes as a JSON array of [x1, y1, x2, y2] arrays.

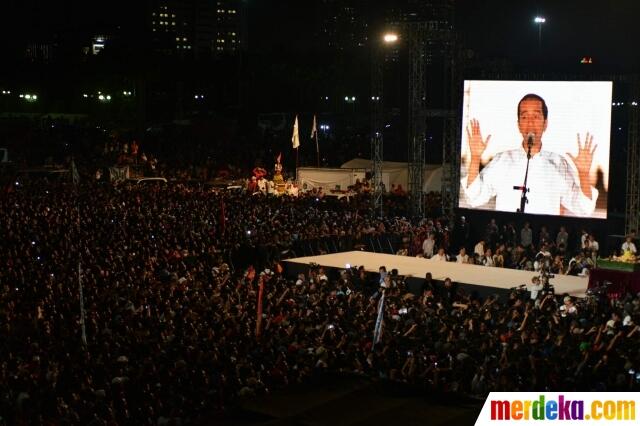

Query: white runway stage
[[285, 251, 589, 297]]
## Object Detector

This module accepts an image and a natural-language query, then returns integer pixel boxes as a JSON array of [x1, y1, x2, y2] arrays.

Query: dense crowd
[[1, 180, 639, 425]]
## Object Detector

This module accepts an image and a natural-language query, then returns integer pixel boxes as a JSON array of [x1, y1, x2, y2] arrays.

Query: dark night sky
[[2, 0, 639, 70], [456, 0, 640, 70]]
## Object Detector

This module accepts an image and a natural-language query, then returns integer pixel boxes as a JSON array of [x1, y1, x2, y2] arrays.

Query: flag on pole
[[291, 115, 300, 149], [310, 114, 317, 139], [311, 114, 319, 167], [373, 292, 385, 347]]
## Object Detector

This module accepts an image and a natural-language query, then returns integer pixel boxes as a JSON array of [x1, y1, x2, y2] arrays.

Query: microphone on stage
[[527, 132, 535, 149]]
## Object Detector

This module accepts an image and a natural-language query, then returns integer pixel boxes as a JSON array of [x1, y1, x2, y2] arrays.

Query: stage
[[284, 251, 589, 297]]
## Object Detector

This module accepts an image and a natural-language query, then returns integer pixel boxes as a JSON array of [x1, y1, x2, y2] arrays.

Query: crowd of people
[[404, 218, 606, 278], [1, 176, 639, 425]]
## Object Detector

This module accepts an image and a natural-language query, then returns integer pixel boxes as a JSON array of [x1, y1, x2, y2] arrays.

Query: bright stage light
[[383, 33, 398, 43]]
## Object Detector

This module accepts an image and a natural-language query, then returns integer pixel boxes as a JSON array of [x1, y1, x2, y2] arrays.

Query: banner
[[109, 166, 129, 183]]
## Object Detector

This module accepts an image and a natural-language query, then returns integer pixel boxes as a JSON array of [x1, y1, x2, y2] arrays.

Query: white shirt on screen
[[461, 148, 598, 216]]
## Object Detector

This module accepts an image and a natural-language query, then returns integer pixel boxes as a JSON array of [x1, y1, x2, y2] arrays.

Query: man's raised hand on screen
[[465, 119, 491, 186], [567, 132, 597, 197], [567, 133, 596, 178], [466, 118, 491, 160]]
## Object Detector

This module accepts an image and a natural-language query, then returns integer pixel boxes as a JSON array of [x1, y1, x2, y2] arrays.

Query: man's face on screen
[[518, 99, 548, 141]]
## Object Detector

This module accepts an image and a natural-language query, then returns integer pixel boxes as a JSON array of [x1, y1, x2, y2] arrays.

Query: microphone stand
[[513, 140, 533, 213]]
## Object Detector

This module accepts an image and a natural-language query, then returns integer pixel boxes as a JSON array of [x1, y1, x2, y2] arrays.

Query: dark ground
[[211, 375, 484, 426]]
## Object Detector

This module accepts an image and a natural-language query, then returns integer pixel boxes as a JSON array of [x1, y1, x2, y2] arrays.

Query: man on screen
[[461, 94, 599, 216]]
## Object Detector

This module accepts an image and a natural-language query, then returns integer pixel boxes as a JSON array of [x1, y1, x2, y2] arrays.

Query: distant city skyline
[[1, 0, 639, 121], [2, 0, 638, 69]]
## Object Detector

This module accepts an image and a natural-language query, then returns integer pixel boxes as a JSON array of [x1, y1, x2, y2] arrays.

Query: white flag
[[310, 114, 317, 139], [292, 115, 300, 149]]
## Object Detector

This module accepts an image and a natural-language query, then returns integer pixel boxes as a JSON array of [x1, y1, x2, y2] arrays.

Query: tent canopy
[[297, 158, 443, 192]]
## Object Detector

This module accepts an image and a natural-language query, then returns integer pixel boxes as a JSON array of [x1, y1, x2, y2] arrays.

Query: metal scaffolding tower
[[407, 22, 427, 218], [440, 38, 460, 220], [626, 76, 640, 234], [371, 44, 384, 217]]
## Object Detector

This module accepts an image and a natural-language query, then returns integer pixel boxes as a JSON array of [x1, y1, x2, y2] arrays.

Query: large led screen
[[459, 80, 612, 218]]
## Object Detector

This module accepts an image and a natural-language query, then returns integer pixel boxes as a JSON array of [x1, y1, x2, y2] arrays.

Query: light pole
[[534, 16, 546, 49], [371, 32, 399, 217]]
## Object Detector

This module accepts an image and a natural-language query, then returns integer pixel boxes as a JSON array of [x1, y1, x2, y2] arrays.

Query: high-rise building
[[316, 0, 370, 51], [149, 1, 193, 55], [147, 0, 246, 58], [214, 0, 247, 55], [316, 0, 455, 56], [25, 42, 56, 63], [387, 0, 455, 65]]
